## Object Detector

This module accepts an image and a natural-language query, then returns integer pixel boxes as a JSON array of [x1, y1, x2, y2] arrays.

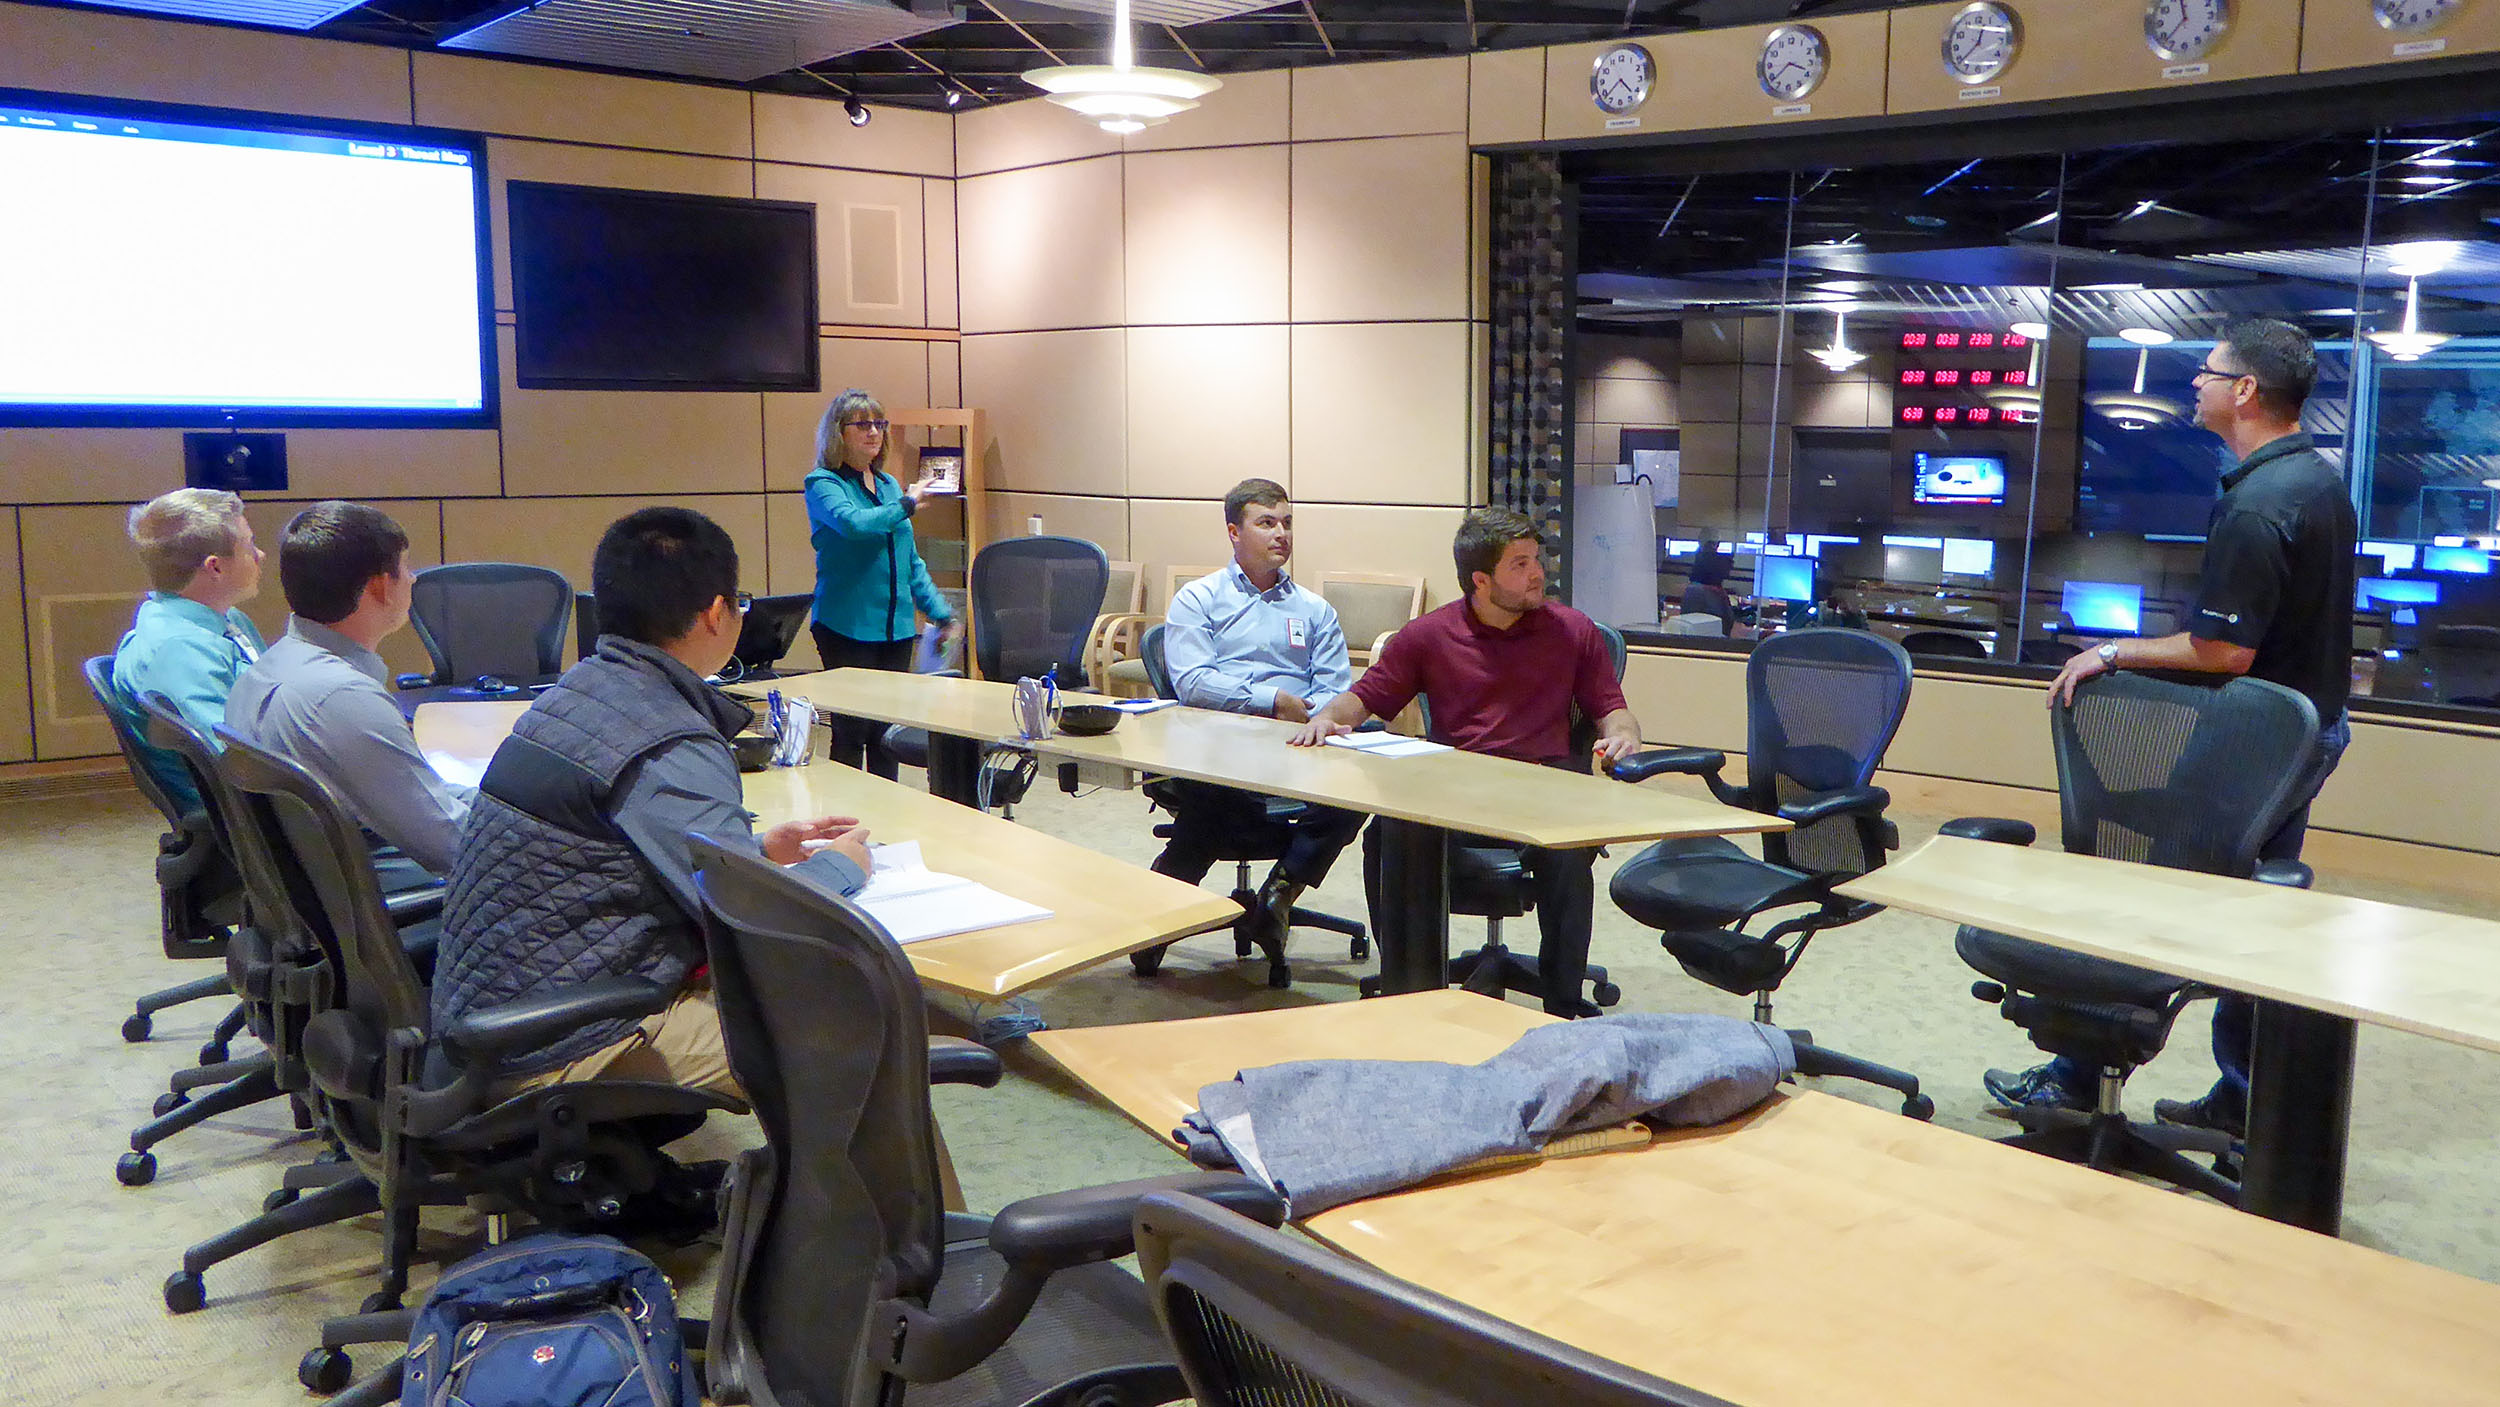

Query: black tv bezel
[[0, 85, 498, 431], [505, 180, 822, 394], [1910, 451, 2010, 508]]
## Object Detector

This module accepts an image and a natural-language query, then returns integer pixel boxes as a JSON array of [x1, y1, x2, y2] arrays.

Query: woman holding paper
[[803, 387, 961, 777]]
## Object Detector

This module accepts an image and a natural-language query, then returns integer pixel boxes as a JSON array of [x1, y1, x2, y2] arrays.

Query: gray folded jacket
[[1175, 1011, 1795, 1217]]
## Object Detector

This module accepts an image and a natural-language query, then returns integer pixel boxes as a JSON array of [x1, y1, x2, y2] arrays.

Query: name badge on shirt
[[1287, 617, 1308, 651]]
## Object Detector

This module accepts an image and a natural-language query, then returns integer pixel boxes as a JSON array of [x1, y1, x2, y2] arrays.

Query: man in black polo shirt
[[1988, 318, 2354, 1136]]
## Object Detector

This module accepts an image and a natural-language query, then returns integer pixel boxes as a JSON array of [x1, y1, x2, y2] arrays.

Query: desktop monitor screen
[[1756, 554, 1815, 603], [2421, 545, 2492, 575], [1940, 538, 1995, 578], [2356, 577, 2441, 609], [2359, 540, 2419, 573], [1912, 453, 2008, 506], [2061, 580, 2144, 633]]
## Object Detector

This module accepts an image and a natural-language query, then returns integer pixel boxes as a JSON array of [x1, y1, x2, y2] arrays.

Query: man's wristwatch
[[2097, 642, 2120, 668]]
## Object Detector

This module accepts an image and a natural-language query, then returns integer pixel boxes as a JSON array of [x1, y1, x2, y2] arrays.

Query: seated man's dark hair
[[2217, 317, 2316, 419], [1224, 477, 1289, 527], [279, 501, 410, 625], [1452, 506, 1540, 599], [592, 507, 740, 645]]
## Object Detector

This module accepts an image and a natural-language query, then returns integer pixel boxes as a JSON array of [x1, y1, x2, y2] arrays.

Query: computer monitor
[[1884, 545, 1944, 588], [1756, 554, 1816, 603], [2060, 580, 2144, 634], [2356, 577, 2441, 610], [2421, 545, 2492, 575], [731, 592, 814, 673], [1940, 538, 1995, 578], [2359, 540, 2419, 573]]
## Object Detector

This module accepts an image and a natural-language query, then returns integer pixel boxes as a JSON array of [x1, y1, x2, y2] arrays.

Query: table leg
[[1371, 819, 1449, 996], [2238, 998, 2355, 1235], [925, 733, 983, 809]]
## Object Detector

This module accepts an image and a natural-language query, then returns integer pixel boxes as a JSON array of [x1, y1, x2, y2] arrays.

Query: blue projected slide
[[2356, 577, 2440, 609], [2422, 546, 2492, 575], [1756, 555, 1815, 602], [2061, 581, 2143, 633]]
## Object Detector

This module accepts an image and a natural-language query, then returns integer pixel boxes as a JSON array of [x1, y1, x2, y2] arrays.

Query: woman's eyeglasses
[[843, 418, 889, 433]]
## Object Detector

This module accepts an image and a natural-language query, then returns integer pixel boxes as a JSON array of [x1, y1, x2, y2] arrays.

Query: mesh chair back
[[972, 536, 1109, 684], [1134, 1192, 1731, 1407], [1899, 629, 1988, 660], [691, 838, 948, 1407], [2052, 671, 2318, 876], [409, 562, 573, 684], [86, 655, 188, 828], [134, 691, 254, 959], [2425, 624, 2500, 705], [1742, 629, 1912, 878], [1140, 622, 1178, 701]]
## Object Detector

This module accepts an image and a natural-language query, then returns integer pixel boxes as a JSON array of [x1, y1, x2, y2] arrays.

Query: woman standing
[[804, 388, 959, 777]]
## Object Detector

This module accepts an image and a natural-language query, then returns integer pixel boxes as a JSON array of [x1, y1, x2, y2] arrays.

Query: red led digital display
[[2003, 407, 2037, 423], [1970, 370, 1996, 386], [1900, 369, 1928, 385], [1900, 332, 1930, 348], [1934, 407, 1961, 423], [1899, 406, 1927, 423], [1968, 332, 1996, 348], [1935, 332, 1964, 348], [1933, 369, 1962, 386], [2005, 333, 2030, 348], [1967, 408, 1994, 424], [2002, 369, 2028, 386]]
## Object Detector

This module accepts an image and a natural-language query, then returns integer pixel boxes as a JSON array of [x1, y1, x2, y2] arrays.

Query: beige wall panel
[[1126, 498, 1226, 611], [414, 51, 749, 156], [282, 431, 503, 501], [493, 329, 765, 498], [1889, 0, 2300, 114], [1470, 156, 1492, 324], [1291, 323, 1470, 507], [1287, 503, 1468, 612], [754, 93, 953, 176], [1469, 46, 1548, 146], [1291, 55, 1468, 141], [955, 95, 1122, 177], [1544, 14, 1890, 141], [1127, 326, 1291, 501], [756, 164, 928, 328], [1291, 135, 1470, 323], [443, 494, 767, 602], [1590, 376, 1679, 427], [931, 342, 962, 408], [762, 489, 817, 600], [925, 180, 960, 330], [2303, 0, 2500, 72], [957, 157, 1125, 333], [1680, 422, 1741, 477], [0, 429, 186, 505], [762, 338, 933, 492], [487, 139, 752, 309], [1792, 376, 1875, 429], [984, 492, 1132, 563], [1583, 423, 1623, 466], [1470, 321, 1490, 501], [2313, 720, 2500, 852], [1124, 67, 1291, 151], [0, 4, 411, 123], [1887, 675, 2058, 790], [959, 329, 1126, 497], [0, 511, 28, 762], [1622, 649, 1751, 751], [1126, 146, 1291, 325]]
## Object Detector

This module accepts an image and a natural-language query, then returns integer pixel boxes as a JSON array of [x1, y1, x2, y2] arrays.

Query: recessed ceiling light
[[2009, 321, 2050, 339], [2412, 157, 2464, 168], [2117, 327, 2174, 346], [2400, 175, 2454, 186], [2072, 282, 2147, 292]]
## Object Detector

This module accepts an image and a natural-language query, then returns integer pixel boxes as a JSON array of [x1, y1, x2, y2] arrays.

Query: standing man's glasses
[[2191, 362, 2251, 386]]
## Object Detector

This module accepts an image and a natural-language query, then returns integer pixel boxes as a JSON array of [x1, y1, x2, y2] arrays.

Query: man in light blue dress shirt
[[109, 489, 267, 812], [1138, 479, 1365, 985]]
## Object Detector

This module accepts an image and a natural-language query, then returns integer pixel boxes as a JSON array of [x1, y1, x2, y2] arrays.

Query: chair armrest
[[438, 975, 673, 1068], [384, 885, 445, 926], [928, 1036, 1003, 1088], [1777, 785, 1889, 827], [988, 1172, 1287, 1274], [1083, 613, 1151, 692], [393, 672, 435, 690], [2251, 858, 2314, 889], [1612, 747, 1727, 785], [1940, 816, 2036, 847]]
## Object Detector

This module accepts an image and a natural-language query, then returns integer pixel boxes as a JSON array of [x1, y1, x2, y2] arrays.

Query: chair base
[[123, 971, 233, 1043], [1446, 941, 1618, 1015], [2000, 1107, 2242, 1205], [129, 1056, 279, 1163], [1130, 880, 1368, 988], [1790, 1031, 1932, 1119]]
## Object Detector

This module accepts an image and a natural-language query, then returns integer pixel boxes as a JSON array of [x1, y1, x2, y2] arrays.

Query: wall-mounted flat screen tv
[[0, 88, 494, 428], [507, 182, 818, 392], [1911, 453, 2008, 506]]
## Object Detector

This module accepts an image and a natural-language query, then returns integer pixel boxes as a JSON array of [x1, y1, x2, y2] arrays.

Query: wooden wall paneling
[[930, 341, 963, 408], [982, 491, 1132, 563], [1124, 498, 1223, 611], [2303, 0, 2500, 71], [1889, 0, 2302, 115], [0, 3, 412, 123], [955, 156, 1126, 334], [1285, 503, 1468, 611], [753, 93, 953, 176], [441, 493, 770, 603], [485, 138, 756, 312], [1469, 46, 1549, 146], [1125, 145, 1291, 325], [763, 338, 936, 493], [1127, 326, 1292, 502], [954, 95, 1123, 178], [755, 163, 928, 328], [493, 328, 767, 499], [277, 430, 502, 501], [2312, 717, 2500, 851], [1290, 322, 1473, 507], [0, 429, 189, 506], [0, 510, 29, 763], [1291, 55, 1469, 141], [1542, 13, 1890, 142], [925, 178, 959, 330], [959, 329, 1127, 497], [1621, 647, 1751, 751], [413, 51, 751, 157], [1121, 67, 1290, 152], [1290, 134, 1471, 323]]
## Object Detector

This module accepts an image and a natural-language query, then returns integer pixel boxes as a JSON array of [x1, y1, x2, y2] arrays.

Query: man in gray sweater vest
[[433, 507, 871, 1096]]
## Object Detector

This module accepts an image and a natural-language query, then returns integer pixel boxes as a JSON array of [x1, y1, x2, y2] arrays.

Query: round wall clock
[[2143, 0, 2232, 61], [1590, 43, 1656, 115], [1758, 24, 1830, 101], [1943, 2, 2023, 83], [2372, 0, 2466, 31]]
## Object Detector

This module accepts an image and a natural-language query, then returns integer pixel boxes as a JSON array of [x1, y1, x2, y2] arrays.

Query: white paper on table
[[1108, 697, 1176, 713], [1323, 733, 1450, 759], [824, 838, 1053, 943], [424, 750, 488, 789]]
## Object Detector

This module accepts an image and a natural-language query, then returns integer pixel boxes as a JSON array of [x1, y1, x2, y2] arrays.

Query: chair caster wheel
[[1591, 981, 1621, 1007], [1349, 936, 1370, 960], [1129, 945, 1166, 978], [299, 1347, 352, 1394], [2213, 1150, 2243, 1182], [122, 1012, 153, 1042], [263, 1186, 300, 1213], [360, 1291, 401, 1315], [198, 1041, 228, 1066], [1902, 1094, 1936, 1121], [1266, 964, 1292, 990], [1357, 976, 1382, 999], [117, 1151, 158, 1186], [164, 1270, 206, 1314], [1233, 935, 1255, 960], [154, 1090, 187, 1117]]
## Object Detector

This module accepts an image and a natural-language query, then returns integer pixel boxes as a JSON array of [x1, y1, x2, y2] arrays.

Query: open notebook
[[832, 840, 1053, 944]]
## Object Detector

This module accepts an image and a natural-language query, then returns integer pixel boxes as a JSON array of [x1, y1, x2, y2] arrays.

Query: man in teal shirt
[[109, 489, 266, 810]]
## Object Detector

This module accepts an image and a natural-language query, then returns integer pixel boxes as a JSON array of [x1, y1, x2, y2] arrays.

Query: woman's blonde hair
[[126, 488, 248, 593], [814, 388, 888, 475]]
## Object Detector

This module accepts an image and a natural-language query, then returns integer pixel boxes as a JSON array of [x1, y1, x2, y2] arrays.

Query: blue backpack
[[400, 1231, 698, 1407]]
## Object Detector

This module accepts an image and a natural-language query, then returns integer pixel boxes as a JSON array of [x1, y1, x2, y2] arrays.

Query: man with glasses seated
[[1992, 318, 2355, 1134]]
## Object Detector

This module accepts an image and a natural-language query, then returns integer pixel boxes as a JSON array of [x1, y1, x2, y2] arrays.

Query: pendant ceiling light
[[1022, 0, 1221, 135], [1808, 311, 1866, 373], [2369, 277, 2452, 363]]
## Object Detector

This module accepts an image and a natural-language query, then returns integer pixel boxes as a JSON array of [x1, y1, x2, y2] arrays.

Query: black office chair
[[82, 655, 243, 1049], [1608, 628, 1931, 1117], [727, 590, 813, 679], [2425, 623, 2500, 707], [573, 589, 600, 662], [688, 836, 1287, 1407], [1429, 620, 1629, 1014], [1133, 1191, 1735, 1407], [211, 729, 741, 1398], [2018, 638, 2081, 667], [1948, 671, 2322, 1203], [1899, 629, 1989, 661], [1126, 623, 1368, 988], [406, 562, 572, 686]]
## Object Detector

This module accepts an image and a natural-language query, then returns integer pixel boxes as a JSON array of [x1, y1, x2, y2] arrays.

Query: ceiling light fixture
[[1809, 311, 1867, 373], [945, 87, 964, 108], [2117, 327, 2174, 346], [2385, 239, 2460, 278], [2369, 277, 2453, 362], [2009, 320, 2049, 340], [1023, 0, 1221, 135], [844, 95, 871, 127]]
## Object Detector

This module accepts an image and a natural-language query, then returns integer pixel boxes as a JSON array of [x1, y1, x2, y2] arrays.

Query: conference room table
[[743, 668, 1789, 998], [1840, 834, 2500, 1235], [411, 700, 1239, 1001], [1030, 989, 2500, 1407]]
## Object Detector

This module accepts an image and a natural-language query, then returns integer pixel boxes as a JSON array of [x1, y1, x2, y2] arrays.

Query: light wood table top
[[1030, 990, 2500, 1407], [412, 701, 1238, 1001], [750, 668, 1788, 850], [1840, 836, 2500, 1056]]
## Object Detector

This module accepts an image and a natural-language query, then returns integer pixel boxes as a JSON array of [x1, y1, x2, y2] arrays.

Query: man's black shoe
[[2153, 1090, 2246, 1141]]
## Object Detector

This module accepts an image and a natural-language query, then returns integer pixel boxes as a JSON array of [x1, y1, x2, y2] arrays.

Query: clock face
[[1943, 2, 2023, 83], [1757, 24, 1830, 101], [2373, 0, 2466, 31], [2143, 0, 2231, 61], [1589, 43, 1655, 115]]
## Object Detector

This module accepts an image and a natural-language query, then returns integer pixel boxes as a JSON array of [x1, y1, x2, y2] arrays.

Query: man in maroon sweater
[[1290, 508, 1643, 1014]]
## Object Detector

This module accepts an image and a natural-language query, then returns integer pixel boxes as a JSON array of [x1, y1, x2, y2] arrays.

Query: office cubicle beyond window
[[1567, 109, 2500, 720]]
